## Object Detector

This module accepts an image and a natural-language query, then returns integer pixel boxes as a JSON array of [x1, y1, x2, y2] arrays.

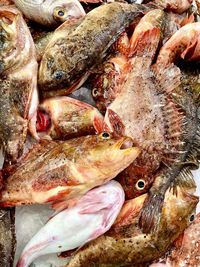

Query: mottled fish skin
[[167, 213, 200, 267], [0, 134, 139, 207], [13, 0, 86, 27], [144, 0, 193, 14], [66, 173, 198, 267], [139, 22, 200, 233], [0, 6, 38, 162], [0, 209, 16, 267], [104, 9, 168, 200], [36, 96, 103, 140], [38, 2, 147, 98]]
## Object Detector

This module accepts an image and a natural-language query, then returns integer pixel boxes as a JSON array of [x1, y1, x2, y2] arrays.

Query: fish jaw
[[17, 181, 124, 266], [36, 97, 103, 140]]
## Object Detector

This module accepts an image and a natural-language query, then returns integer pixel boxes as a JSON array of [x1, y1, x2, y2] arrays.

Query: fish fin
[[180, 14, 194, 27], [169, 167, 196, 194], [139, 190, 164, 234], [153, 63, 181, 94], [181, 39, 198, 61], [93, 114, 104, 134], [129, 27, 161, 59], [112, 32, 130, 57], [106, 109, 125, 137], [51, 197, 80, 216]]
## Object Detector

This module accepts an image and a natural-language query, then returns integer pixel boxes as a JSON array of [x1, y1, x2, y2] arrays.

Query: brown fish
[[36, 97, 103, 140], [0, 134, 139, 208], [0, 208, 16, 267], [0, 6, 38, 162], [144, 0, 193, 14], [66, 169, 198, 267], [167, 212, 200, 266], [38, 2, 147, 98], [103, 9, 166, 199]]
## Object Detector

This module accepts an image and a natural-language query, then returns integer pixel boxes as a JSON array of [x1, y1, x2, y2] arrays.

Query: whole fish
[[0, 209, 16, 267], [66, 169, 198, 267], [17, 181, 124, 267], [0, 6, 38, 162], [38, 2, 147, 98], [36, 97, 103, 140], [138, 22, 200, 233], [13, 0, 86, 27], [103, 9, 167, 199], [0, 134, 139, 208], [167, 213, 200, 266]]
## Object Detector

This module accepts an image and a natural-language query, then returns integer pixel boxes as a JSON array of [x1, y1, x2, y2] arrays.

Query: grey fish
[[38, 2, 147, 98], [0, 209, 16, 267]]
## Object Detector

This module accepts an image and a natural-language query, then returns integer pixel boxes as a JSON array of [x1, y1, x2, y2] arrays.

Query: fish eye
[[92, 88, 99, 98], [135, 179, 146, 190], [189, 214, 195, 222], [54, 70, 65, 80], [100, 132, 111, 139], [53, 7, 67, 21]]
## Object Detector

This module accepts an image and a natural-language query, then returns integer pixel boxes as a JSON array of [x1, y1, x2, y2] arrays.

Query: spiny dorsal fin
[[152, 63, 181, 94]]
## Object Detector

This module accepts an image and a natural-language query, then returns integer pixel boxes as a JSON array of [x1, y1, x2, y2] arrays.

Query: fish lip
[[117, 137, 137, 150]]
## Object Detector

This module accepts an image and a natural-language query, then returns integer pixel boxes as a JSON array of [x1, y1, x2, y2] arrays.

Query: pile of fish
[[0, 0, 200, 266]]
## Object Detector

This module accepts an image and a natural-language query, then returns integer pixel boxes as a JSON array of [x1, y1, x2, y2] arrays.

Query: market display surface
[[0, 0, 200, 266]]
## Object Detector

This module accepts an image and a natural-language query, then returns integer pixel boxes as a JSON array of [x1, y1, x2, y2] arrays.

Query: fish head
[[79, 133, 140, 179], [0, 7, 20, 73], [117, 165, 154, 199], [160, 186, 199, 237], [50, 0, 86, 24], [36, 97, 103, 139], [91, 56, 127, 114]]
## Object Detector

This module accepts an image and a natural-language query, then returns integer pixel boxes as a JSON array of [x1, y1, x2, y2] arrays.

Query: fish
[[13, 0, 86, 27], [196, 0, 200, 14], [156, 22, 200, 67], [138, 22, 200, 233], [17, 181, 125, 267], [144, 0, 193, 14], [0, 133, 139, 208], [0, 209, 16, 267], [36, 96, 103, 140], [38, 2, 147, 98], [66, 168, 198, 267], [103, 9, 167, 199], [90, 32, 130, 114], [166, 212, 200, 266], [0, 6, 38, 162]]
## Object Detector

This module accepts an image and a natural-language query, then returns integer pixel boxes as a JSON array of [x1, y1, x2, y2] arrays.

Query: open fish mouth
[[118, 137, 135, 150]]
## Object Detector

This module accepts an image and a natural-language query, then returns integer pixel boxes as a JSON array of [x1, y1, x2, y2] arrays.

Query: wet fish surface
[[0, 134, 139, 207], [38, 2, 147, 98], [66, 169, 198, 266], [0, 6, 38, 162]]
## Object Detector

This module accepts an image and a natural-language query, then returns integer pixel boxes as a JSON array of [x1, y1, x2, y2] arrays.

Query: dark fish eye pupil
[[54, 71, 64, 80], [190, 214, 195, 222], [137, 180, 145, 189], [102, 132, 110, 138], [58, 10, 65, 17]]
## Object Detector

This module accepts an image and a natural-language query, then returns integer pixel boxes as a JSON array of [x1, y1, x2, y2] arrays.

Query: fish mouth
[[117, 137, 139, 152], [119, 137, 134, 150]]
